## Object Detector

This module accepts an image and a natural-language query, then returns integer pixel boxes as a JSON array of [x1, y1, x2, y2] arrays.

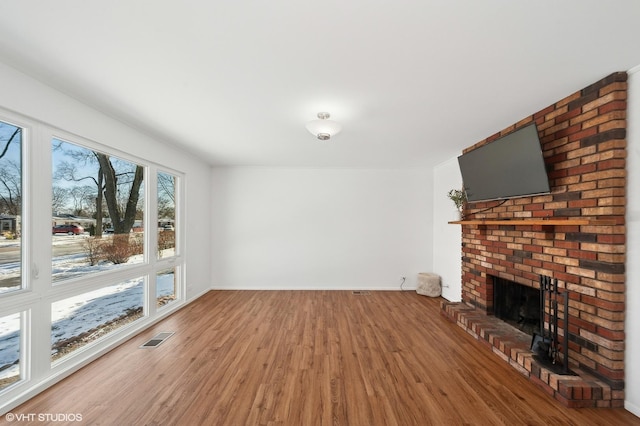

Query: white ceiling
[[1, 1, 639, 168]]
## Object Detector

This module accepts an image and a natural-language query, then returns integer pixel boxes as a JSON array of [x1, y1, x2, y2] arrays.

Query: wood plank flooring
[[13, 291, 640, 425]]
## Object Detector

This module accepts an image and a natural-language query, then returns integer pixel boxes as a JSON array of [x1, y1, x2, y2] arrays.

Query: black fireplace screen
[[492, 276, 540, 335], [493, 274, 572, 375]]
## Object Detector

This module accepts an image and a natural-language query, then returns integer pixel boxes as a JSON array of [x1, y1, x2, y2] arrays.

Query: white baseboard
[[210, 285, 418, 291], [625, 400, 640, 419]]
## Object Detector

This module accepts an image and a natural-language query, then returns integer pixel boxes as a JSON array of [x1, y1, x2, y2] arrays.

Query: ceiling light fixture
[[305, 112, 342, 140]]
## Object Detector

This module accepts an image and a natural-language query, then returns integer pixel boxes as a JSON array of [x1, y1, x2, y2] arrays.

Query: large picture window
[[0, 108, 185, 413], [52, 139, 145, 283], [0, 120, 22, 295]]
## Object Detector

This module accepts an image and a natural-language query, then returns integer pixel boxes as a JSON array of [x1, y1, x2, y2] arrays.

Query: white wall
[[432, 158, 463, 301], [211, 167, 433, 290], [0, 61, 212, 299], [625, 64, 640, 417]]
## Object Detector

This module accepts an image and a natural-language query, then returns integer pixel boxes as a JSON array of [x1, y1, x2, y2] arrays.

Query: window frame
[[154, 168, 182, 311], [0, 106, 187, 409], [0, 112, 30, 298]]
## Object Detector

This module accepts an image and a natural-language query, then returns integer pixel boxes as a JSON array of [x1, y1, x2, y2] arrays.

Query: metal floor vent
[[140, 332, 174, 349], [352, 290, 371, 295]]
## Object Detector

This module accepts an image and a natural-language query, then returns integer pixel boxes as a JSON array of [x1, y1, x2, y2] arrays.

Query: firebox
[[492, 276, 540, 335]]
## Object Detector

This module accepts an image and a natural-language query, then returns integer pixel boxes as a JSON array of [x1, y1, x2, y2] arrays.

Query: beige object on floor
[[416, 272, 441, 297]]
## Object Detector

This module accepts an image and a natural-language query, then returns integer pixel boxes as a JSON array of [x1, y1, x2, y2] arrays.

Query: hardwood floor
[[13, 291, 640, 425]]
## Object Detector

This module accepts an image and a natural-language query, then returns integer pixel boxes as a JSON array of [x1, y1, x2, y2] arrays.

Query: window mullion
[[27, 125, 54, 380], [146, 167, 157, 317]]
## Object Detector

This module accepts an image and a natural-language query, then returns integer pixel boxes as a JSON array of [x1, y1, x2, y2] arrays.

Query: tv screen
[[457, 123, 550, 202]]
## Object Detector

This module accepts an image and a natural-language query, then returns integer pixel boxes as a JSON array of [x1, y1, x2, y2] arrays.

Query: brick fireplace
[[442, 72, 627, 407]]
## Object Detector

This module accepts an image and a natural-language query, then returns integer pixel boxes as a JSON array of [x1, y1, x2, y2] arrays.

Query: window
[[157, 171, 176, 259], [51, 278, 145, 361], [0, 107, 185, 413], [52, 138, 145, 283], [157, 267, 177, 307], [0, 120, 22, 295], [156, 171, 178, 308], [0, 312, 22, 391]]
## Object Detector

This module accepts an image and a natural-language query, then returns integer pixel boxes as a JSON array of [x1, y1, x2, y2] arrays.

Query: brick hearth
[[448, 72, 627, 407], [441, 301, 619, 408]]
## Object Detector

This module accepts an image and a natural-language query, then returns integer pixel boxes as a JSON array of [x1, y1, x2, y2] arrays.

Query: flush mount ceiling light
[[305, 112, 342, 140]]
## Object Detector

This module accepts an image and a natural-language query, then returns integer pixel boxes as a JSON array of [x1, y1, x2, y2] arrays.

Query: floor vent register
[[139, 332, 175, 348]]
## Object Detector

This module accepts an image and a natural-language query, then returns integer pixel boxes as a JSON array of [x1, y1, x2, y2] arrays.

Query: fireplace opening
[[492, 276, 540, 336]]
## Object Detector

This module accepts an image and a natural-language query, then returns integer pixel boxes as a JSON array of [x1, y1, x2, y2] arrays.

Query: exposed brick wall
[[459, 72, 627, 400]]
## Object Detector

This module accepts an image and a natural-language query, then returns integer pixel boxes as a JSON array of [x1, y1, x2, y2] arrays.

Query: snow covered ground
[[0, 236, 176, 383]]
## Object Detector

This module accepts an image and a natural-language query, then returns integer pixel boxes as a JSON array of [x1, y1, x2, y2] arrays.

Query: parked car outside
[[52, 224, 84, 235], [163, 225, 174, 231]]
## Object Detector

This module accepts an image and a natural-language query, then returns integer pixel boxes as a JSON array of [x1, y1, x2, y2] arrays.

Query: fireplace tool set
[[531, 275, 571, 375]]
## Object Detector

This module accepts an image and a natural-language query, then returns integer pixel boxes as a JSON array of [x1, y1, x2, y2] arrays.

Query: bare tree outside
[[96, 153, 144, 235], [157, 171, 176, 259], [0, 160, 21, 216], [157, 171, 177, 306], [69, 185, 97, 217], [157, 172, 175, 210], [0, 120, 22, 294], [52, 139, 145, 282], [0, 123, 20, 161], [52, 186, 70, 213], [53, 141, 105, 237]]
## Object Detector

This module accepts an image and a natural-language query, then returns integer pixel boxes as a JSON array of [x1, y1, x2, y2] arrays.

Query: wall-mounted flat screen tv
[[457, 123, 550, 202]]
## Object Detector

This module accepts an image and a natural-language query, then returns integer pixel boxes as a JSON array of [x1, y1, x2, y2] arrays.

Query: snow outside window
[[51, 278, 144, 361], [0, 312, 21, 391], [157, 267, 177, 308]]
